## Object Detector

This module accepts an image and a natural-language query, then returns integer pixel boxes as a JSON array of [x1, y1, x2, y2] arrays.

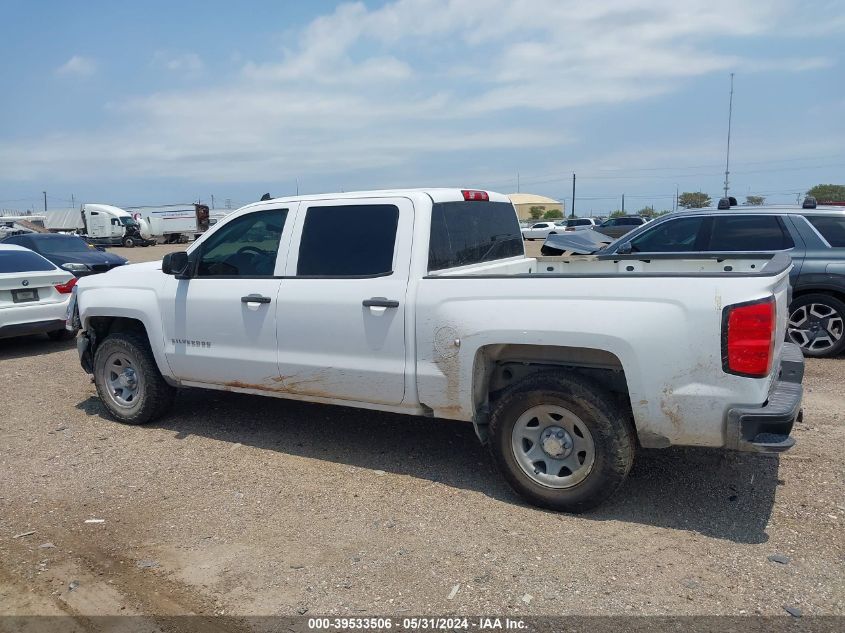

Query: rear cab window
[[0, 250, 57, 273], [429, 201, 523, 271], [806, 215, 845, 247]]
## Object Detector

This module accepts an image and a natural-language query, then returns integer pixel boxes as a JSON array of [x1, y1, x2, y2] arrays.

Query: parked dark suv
[[594, 199, 845, 357]]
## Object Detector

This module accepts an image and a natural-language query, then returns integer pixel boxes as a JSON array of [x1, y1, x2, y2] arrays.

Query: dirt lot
[[1, 243, 843, 623]]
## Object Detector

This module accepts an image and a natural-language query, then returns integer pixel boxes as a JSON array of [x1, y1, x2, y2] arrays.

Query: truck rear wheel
[[93, 332, 175, 425], [488, 371, 635, 512]]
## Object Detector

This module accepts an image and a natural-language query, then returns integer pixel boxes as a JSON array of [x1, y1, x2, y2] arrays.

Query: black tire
[[787, 293, 845, 358], [488, 371, 635, 512], [123, 236, 136, 248], [93, 331, 176, 425], [47, 328, 77, 341]]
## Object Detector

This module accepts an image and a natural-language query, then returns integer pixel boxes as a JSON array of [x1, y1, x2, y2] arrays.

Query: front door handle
[[362, 298, 399, 308], [242, 294, 271, 304]]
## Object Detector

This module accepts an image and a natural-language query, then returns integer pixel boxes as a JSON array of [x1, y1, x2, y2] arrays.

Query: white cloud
[[8, 0, 843, 185], [153, 52, 205, 75], [55, 55, 97, 76]]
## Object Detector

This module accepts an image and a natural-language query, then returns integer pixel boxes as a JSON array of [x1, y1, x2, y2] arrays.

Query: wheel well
[[87, 316, 149, 348], [473, 344, 635, 441], [791, 288, 845, 306]]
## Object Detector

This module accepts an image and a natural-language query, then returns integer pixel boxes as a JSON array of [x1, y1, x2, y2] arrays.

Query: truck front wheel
[[488, 371, 635, 512], [93, 332, 176, 425]]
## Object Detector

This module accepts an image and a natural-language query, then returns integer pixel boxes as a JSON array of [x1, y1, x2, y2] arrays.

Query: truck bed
[[429, 253, 785, 277]]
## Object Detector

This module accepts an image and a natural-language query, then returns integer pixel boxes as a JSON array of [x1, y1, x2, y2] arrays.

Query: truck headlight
[[62, 263, 90, 272]]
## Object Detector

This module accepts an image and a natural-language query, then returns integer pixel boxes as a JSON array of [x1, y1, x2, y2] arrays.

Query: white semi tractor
[[79, 204, 153, 247]]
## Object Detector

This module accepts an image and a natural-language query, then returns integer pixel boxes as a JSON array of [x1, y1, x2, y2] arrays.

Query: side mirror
[[616, 242, 633, 255], [162, 251, 191, 277]]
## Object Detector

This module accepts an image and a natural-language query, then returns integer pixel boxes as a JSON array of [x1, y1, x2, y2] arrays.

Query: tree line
[[525, 184, 845, 219]]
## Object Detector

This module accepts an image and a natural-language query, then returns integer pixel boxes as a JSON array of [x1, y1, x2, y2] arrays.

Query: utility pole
[[517, 171, 520, 193], [71, 194, 75, 210], [674, 185, 679, 212], [211, 194, 215, 209], [723, 72, 735, 199], [621, 193, 625, 214], [42, 191, 47, 212], [570, 173, 576, 218], [296, 178, 300, 196]]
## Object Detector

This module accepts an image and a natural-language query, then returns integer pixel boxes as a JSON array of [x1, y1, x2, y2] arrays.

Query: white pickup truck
[[69, 188, 804, 511]]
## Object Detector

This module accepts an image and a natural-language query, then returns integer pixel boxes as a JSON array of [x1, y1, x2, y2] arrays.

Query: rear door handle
[[242, 294, 271, 304], [362, 298, 399, 308]]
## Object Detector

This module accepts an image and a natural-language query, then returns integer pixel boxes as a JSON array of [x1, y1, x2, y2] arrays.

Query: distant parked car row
[[522, 216, 647, 240], [541, 198, 845, 358], [0, 234, 129, 342]]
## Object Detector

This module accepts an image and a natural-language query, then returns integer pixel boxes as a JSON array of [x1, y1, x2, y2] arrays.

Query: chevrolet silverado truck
[[69, 189, 804, 512]]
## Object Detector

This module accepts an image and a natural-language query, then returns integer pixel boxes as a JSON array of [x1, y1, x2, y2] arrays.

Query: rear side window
[[709, 215, 794, 251], [0, 250, 56, 273], [807, 215, 845, 247], [429, 201, 523, 271], [297, 204, 399, 276], [629, 216, 706, 253]]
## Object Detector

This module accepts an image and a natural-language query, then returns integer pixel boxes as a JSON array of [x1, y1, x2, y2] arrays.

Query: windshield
[[119, 217, 138, 227], [33, 235, 98, 254]]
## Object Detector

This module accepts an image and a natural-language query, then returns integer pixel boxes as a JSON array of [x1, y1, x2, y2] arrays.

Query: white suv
[[0, 244, 77, 341]]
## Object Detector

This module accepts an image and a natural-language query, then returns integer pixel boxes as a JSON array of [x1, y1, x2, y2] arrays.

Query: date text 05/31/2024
[[307, 617, 527, 630]]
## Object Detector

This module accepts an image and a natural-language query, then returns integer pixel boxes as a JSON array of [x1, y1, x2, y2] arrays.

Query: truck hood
[[76, 260, 162, 289]]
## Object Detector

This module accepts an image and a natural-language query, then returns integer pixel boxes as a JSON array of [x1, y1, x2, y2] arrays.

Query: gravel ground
[[0, 243, 842, 622]]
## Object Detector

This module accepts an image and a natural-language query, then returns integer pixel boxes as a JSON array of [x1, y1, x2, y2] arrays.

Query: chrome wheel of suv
[[788, 296, 845, 356]]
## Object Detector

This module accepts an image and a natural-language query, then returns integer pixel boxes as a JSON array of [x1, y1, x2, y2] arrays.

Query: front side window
[[629, 216, 706, 253], [709, 215, 794, 251], [297, 204, 399, 276], [806, 215, 845, 247], [196, 209, 286, 277]]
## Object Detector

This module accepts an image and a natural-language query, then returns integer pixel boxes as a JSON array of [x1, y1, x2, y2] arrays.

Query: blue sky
[[1, 0, 844, 214]]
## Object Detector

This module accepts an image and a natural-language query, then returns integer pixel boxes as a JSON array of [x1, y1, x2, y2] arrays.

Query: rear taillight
[[723, 298, 775, 378], [461, 190, 489, 201], [55, 278, 78, 294]]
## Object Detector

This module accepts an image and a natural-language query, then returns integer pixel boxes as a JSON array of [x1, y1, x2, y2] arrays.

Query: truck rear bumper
[[725, 343, 804, 453]]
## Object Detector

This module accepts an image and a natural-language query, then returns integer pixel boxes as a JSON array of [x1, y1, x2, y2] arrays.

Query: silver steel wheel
[[511, 404, 595, 489], [788, 303, 844, 353], [101, 351, 143, 409]]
